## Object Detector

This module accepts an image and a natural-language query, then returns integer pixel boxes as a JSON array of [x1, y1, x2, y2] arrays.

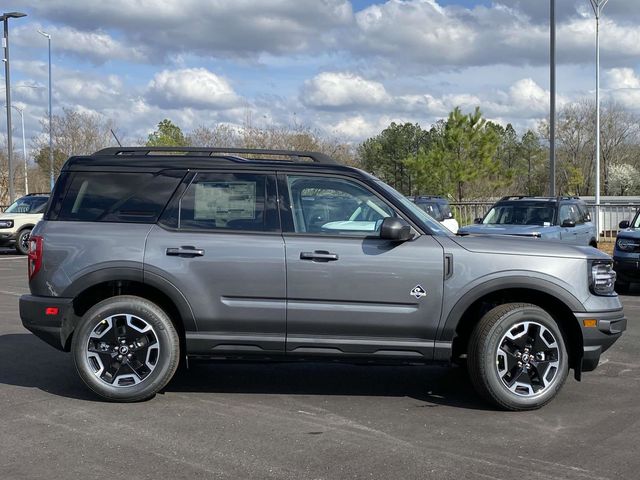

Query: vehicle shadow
[[0, 333, 492, 410]]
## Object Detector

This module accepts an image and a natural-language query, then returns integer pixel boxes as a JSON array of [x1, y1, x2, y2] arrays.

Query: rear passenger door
[[144, 170, 287, 355]]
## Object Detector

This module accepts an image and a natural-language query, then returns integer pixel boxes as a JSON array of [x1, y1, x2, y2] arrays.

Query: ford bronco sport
[[0, 193, 49, 254], [20, 148, 626, 410]]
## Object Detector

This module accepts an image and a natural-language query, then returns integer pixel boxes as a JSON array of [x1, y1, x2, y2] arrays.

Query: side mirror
[[380, 217, 414, 242], [619, 220, 630, 229], [561, 219, 576, 228], [473, 217, 483, 224]]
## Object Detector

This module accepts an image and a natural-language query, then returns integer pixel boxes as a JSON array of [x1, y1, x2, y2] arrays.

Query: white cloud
[[13, 24, 149, 64], [607, 68, 640, 90], [146, 68, 241, 110], [301, 72, 390, 110]]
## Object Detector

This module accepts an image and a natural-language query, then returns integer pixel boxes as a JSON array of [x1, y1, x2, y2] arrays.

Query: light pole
[[549, 0, 556, 197], [589, 0, 608, 241], [38, 30, 53, 191], [1, 11, 27, 204], [5, 105, 27, 194]]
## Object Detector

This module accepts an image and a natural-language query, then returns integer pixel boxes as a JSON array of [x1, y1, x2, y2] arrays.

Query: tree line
[[2, 99, 639, 205]]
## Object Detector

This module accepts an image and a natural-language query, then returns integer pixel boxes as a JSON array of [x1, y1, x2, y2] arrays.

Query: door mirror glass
[[561, 219, 576, 228], [380, 217, 414, 242], [619, 220, 630, 229]]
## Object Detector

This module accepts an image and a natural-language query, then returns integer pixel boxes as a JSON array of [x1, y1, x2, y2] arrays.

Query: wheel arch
[[440, 278, 584, 375], [60, 268, 195, 351]]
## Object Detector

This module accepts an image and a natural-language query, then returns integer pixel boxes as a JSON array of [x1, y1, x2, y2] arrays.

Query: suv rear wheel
[[468, 303, 568, 411], [72, 295, 180, 402]]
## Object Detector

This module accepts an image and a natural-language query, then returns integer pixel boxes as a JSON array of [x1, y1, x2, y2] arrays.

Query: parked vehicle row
[[19, 147, 625, 410]]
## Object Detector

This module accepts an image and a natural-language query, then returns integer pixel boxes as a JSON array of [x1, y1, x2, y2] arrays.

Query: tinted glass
[[483, 203, 555, 225], [167, 172, 276, 232], [5, 196, 48, 214], [287, 175, 395, 235], [56, 171, 182, 223], [416, 202, 442, 221], [559, 203, 582, 225]]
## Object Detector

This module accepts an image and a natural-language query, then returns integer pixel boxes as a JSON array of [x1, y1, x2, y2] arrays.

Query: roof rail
[[92, 147, 338, 164], [499, 195, 582, 201]]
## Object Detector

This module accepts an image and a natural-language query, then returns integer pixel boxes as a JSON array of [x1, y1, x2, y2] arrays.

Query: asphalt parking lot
[[1, 249, 638, 480]]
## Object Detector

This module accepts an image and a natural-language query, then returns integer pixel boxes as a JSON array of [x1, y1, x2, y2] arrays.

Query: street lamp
[[5, 105, 27, 194], [549, 0, 556, 197], [38, 29, 53, 191], [1, 11, 27, 204], [589, 0, 608, 241]]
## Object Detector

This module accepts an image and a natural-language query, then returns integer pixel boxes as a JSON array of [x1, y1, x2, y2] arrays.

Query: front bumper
[[20, 295, 75, 351], [0, 231, 17, 247], [574, 309, 626, 373], [613, 256, 640, 283]]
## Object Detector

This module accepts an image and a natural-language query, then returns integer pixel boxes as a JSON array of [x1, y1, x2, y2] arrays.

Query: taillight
[[28, 235, 43, 280]]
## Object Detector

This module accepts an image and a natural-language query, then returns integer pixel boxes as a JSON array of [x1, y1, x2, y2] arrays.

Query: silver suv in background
[[459, 196, 597, 246], [20, 148, 625, 410]]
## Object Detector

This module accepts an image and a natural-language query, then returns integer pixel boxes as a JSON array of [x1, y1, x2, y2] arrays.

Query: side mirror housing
[[473, 217, 483, 224], [380, 217, 414, 242], [619, 220, 630, 229], [561, 219, 576, 228]]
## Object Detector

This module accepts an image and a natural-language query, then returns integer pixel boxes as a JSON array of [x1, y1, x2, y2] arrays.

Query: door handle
[[300, 250, 339, 262], [166, 246, 205, 257]]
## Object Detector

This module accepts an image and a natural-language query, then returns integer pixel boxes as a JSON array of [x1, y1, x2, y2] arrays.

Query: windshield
[[483, 203, 555, 226], [375, 181, 450, 235], [5, 196, 48, 214]]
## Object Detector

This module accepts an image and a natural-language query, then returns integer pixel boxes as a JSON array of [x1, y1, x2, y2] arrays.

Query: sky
[[3, 0, 640, 148]]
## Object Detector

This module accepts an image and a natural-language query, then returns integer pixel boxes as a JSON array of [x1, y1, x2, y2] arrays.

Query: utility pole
[[589, 0, 608, 242], [1, 12, 27, 204], [38, 30, 53, 191], [549, 0, 556, 197]]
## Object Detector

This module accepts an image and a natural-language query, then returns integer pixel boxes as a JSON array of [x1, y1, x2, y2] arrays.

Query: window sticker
[[194, 181, 256, 221]]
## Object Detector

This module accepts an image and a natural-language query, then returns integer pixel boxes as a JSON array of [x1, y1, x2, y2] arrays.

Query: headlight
[[589, 260, 616, 296], [616, 238, 639, 251], [0, 219, 14, 228]]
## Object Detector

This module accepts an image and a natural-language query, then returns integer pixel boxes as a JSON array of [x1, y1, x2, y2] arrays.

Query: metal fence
[[450, 201, 640, 243]]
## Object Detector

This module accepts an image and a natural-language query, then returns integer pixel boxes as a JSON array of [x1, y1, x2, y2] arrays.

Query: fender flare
[[437, 275, 585, 342], [61, 266, 197, 333]]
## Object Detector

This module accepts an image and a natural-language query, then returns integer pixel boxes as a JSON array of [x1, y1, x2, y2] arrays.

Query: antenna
[[110, 129, 122, 147]]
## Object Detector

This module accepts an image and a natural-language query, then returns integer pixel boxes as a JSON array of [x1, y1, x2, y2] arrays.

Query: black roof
[[62, 147, 365, 177]]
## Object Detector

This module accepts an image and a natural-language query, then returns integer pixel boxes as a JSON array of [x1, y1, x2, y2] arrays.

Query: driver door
[[279, 173, 444, 360]]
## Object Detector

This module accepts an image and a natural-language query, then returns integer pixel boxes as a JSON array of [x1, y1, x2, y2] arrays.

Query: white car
[[0, 194, 49, 254]]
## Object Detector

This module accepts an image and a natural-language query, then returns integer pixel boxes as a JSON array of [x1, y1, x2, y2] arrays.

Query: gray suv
[[20, 148, 625, 410]]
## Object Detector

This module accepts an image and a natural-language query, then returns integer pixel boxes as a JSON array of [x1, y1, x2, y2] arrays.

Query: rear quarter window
[[48, 171, 184, 223]]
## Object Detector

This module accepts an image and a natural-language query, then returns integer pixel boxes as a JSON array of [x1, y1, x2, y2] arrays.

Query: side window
[[559, 204, 581, 225], [166, 172, 277, 232], [577, 203, 591, 223], [56, 171, 183, 223], [286, 175, 396, 236]]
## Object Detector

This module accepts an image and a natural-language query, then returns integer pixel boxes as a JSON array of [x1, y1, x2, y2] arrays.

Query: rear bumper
[[575, 309, 626, 372], [20, 295, 74, 351]]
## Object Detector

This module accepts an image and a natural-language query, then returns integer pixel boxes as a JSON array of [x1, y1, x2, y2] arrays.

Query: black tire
[[615, 280, 630, 295], [72, 295, 180, 402], [15, 228, 31, 255], [468, 303, 569, 411]]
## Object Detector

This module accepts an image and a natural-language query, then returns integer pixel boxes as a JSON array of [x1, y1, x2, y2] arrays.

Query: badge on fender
[[410, 285, 427, 298]]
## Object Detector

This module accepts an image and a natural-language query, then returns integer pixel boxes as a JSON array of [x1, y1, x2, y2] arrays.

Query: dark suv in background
[[20, 148, 624, 410], [459, 196, 597, 246], [408, 196, 458, 233], [613, 210, 640, 293]]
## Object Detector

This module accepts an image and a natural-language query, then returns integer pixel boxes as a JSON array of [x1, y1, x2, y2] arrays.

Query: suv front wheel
[[15, 228, 31, 255], [72, 295, 180, 402], [468, 303, 569, 411]]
